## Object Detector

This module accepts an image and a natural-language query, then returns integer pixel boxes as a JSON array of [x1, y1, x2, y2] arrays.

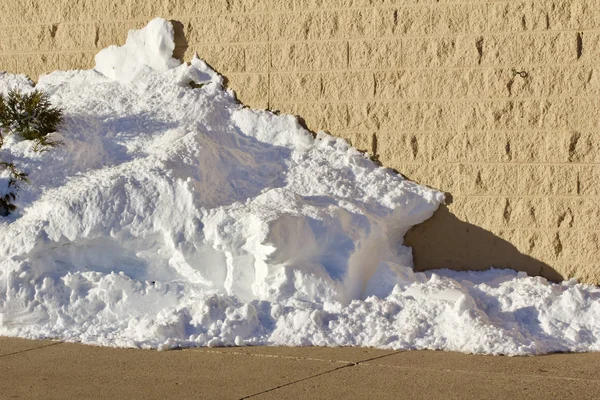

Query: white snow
[[0, 19, 598, 355]]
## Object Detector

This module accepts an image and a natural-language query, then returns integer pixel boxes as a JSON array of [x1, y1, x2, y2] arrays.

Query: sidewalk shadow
[[405, 205, 563, 282]]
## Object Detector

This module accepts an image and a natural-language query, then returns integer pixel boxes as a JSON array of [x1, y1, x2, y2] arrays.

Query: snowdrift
[[0, 19, 598, 354]]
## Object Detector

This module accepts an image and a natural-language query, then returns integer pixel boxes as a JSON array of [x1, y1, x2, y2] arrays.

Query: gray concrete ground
[[0, 337, 599, 399]]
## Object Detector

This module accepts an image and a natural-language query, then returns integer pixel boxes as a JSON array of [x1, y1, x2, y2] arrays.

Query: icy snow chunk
[[94, 18, 181, 81]]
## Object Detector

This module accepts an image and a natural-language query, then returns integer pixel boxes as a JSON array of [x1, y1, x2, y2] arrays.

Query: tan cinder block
[[403, 36, 480, 68], [546, 0, 600, 30], [431, 4, 486, 34], [321, 103, 349, 131], [579, 166, 600, 196], [270, 72, 321, 102], [520, 32, 578, 64], [0, 55, 19, 73], [230, 0, 269, 13], [194, 45, 245, 73], [269, 43, 295, 71], [459, 164, 518, 196], [545, 131, 600, 163], [219, 14, 268, 43], [245, 44, 269, 73], [269, 0, 295, 11], [226, 73, 269, 107], [378, 132, 428, 164], [95, 22, 146, 49], [0, 0, 22, 25], [547, 198, 600, 231], [488, 1, 548, 32], [481, 34, 519, 66], [349, 39, 401, 69], [430, 131, 487, 162], [576, 99, 600, 130], [322, 71, 374, 101], [485, 67, 549, 98], [270, 12, 321, 41], [547, 66, 600, 97], [497, 197, 548, 230], [374, 6, 431, 36], [580, 32, 600, 63], [16, 53, 60, 80], [322, 10, 373, 40], [59, 52, 96, 71], [296, 41, 348, 71], [519, 165, 578, 196], [186, 17, 221, 45]]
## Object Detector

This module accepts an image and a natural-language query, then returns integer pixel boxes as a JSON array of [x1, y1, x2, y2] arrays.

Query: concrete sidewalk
[[0, 337, 599, 399]]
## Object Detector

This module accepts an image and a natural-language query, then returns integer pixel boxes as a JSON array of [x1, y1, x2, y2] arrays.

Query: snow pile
[[0, 19, 599, 355]]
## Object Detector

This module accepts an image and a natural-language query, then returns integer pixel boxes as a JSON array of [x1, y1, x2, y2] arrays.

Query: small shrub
[[0, 162, 28, 217], [0, 89, 63, 151], [0, 88, 63, 216]]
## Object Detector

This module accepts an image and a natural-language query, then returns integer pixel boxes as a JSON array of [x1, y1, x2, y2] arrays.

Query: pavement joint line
[[357, 361, 600, 384], [0, 341, 62, 359], [189, 348, 357, 365], [238, 351, 404, 399]]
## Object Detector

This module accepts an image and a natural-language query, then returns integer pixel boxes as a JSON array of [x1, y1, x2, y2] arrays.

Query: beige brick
[[435, 69, 486, 99], [431, 4, 486, 34], [245, 44, 269, 73], [186, 17, 221, 44], [166, 0, 222, 17], [460, 164, 518, 196], [545, 131, 600, 163], [270, 72, 321, 102], [228, 0, 269, 12], [403, 36, 480, 68], [579, 232, 600, 263], [227, 73, 269, 106], [503, 198, 547, 229], [270, 12, 321, 41], [322, 72, 374, 101], [374, 7, 431, 36], [430, 131, 487, 162], [487, 132, 514, 163], [456, 101, 488, 131], [547, 198, 600, 230], [220, 15, 268, 43], [349, 40, 401, 70], [269, 0, 295, 11], [347, 132, 372, 153], [547, 66, 600, 97], [580, 32, 600, 64], [484, 67, 548, 98], [378, 132, 428, 163], [481, 35, 519, 66], [0, 0, 22, 25], [269, 43, 295, 71], [322, 10, 373, 40], [577, 99, 600, 130], [195, 45, 245, 73], [127, 0, 169, 19], [546, 0, 600, 30], [95, 22, 143, 49], [347, 103, 381, 132], [17, 53, 61, 80], [519, 33, 578, 64], [519, 165, 578, 196], [488, 1, 549, 32], [450, 196, 495, 227], [322, 103, 349, 131], [296, 41, 347, 71], [59, 51, 96, 71], [579, 166, 600, 196], [0, 55, 18, 73]]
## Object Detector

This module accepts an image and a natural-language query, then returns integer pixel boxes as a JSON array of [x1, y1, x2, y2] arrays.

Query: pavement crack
[[239, 351, 402, 399], [0, 341, 62, 359]]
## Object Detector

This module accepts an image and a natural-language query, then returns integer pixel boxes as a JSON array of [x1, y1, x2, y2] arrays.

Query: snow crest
[[0, 19, 598, 355]]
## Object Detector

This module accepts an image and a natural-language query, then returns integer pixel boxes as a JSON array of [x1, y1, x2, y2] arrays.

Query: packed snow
[[0, 19, 598, 355]]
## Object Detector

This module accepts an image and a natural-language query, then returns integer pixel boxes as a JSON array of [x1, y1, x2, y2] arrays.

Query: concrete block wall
[[0, 0, 598, 283]]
